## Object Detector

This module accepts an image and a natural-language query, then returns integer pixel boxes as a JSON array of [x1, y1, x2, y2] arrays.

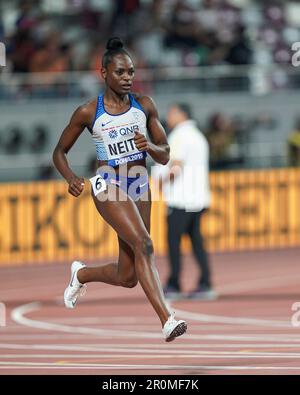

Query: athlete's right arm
[[52, 103, 93, 197]]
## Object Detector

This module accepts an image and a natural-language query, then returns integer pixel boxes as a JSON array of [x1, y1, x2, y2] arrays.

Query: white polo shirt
[[153, 120, 211, 212]]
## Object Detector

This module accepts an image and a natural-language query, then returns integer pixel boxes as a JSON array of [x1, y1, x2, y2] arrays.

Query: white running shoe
[[64, 261, 87, 309], [162, 314, 187, 342]]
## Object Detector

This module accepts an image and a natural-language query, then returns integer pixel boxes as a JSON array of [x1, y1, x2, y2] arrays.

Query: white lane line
[[11, 302, 300, 343], [4, 323, 288, 332], [25, 314, 294, 330], [45, 316, 156, 324], [8, 323, 287, 331], [3, 343, 300, 351], [175, 308, 290, 328], [2, 352, 300, 359], [0, 362, 300, 371], [11, 302, 162, 340]]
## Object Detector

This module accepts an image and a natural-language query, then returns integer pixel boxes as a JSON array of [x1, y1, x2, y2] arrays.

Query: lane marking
[[175, 308, 290, 328], [11, 302, 162, 339], [2, 352, 300, 358], [11, 302, 300, 343], [3, 342, 300, 351], [0, 361, 300, 371]]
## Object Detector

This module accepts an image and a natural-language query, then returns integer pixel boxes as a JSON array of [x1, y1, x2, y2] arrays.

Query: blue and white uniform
[[91, 93, 147, 166], [90, 93, 149, 200]]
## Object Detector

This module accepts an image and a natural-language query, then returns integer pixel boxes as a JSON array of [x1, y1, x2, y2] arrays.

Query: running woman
[[52, 37, 187, 342]]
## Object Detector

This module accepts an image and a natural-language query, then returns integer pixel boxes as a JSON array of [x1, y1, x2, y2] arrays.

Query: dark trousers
[[167, 207, 211, 290]]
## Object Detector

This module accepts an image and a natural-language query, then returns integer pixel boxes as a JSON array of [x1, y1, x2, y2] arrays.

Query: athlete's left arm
[[134, 96, 170, 165]]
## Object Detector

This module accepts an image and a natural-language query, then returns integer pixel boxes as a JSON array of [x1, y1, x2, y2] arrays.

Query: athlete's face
[[101, 54, 135, 95]]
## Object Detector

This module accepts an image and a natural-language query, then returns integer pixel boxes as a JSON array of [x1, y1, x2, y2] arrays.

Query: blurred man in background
[[206, 112, 237, 170], [155, 103, 216, 300]]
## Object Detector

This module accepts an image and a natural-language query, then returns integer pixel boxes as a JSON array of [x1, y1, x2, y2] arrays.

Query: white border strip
[[1, 361, 300, 371]]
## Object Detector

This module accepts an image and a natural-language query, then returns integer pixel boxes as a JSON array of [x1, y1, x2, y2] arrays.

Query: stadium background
[[1, 0, 300, 376]]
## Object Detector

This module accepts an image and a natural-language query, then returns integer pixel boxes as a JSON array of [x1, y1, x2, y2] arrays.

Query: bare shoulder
[[132, 93, 158, 115], [72, 98, 98, 128]]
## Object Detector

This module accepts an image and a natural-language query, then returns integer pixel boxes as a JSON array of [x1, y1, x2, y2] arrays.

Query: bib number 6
[[89, 175, 107, 196]]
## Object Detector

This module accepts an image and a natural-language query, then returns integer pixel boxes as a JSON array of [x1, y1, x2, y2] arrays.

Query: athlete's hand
[[68, 175, 85, 197], [134, 131, 150, 151]]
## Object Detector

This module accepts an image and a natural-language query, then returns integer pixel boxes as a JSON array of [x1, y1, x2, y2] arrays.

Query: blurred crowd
[[0, 0, 297, 75], [0, 0, 299, 179]]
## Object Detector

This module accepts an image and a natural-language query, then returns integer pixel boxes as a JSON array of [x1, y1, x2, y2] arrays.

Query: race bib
[[89, 174, 107, 196]]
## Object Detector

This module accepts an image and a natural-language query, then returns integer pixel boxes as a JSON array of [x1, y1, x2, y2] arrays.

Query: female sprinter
[[52, 37, 187, 342]]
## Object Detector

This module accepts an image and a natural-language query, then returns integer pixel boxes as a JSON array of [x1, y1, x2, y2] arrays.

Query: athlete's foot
[[64, 261, 87, 309], [162, 314, 187, 342]]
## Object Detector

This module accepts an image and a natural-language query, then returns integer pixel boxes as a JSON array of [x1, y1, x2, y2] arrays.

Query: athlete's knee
[[133, 235, 154, 257], [120, 276, 138, 288]]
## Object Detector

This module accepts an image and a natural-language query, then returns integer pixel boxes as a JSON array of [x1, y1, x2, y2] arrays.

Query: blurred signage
[[0, 169, 299, 265]]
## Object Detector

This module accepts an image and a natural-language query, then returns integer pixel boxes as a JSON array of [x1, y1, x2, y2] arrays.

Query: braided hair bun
[[102, 37, 130, 68], [106, 37, 124, 51]]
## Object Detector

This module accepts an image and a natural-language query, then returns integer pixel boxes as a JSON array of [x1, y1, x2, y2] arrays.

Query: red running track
[[0, 248, 300, 375]]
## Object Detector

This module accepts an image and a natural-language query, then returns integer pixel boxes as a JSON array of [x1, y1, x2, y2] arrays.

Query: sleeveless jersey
[[90, 93, 147, 167]]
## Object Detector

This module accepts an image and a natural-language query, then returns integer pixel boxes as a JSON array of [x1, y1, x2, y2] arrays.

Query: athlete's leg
[[134, 190, 171, 325], [91, 185, 171, 326], [78, 236, 137, 288]]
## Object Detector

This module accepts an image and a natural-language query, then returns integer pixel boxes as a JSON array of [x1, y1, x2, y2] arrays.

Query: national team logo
[[109, 129, 118, 139]]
